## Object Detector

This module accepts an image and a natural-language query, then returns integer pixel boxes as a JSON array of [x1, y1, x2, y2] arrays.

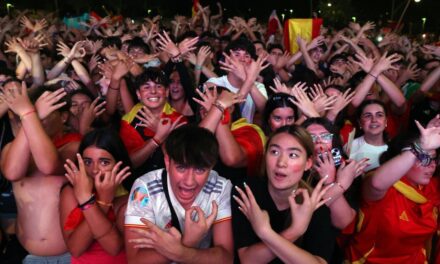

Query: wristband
[[212, 101, 225, 114], [195, 64, 203, 71], [402, 142, 432, 166], [78, 194, 96, 211], [334, 182, 346, 192], [151, 137, 161, 147], [96, 200, 113, 207], [20, 109, 37, 120], [367, 72, 378, 79]]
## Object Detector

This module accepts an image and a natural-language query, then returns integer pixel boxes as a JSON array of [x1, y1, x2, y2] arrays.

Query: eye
[[176, 165, 186, 172], [287, 117, 295, 122], [269, 148, 279, 156], [83, 158, 92, 166], [195, 168, 206, 174], [100, 160, 111, 166], [288, 152, 299, 159], [376, 112, 385, 118], [272, 116, 281, 122]]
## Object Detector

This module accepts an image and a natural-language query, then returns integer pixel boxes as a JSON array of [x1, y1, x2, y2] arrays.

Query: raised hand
[[219, 52, 246, 81], [371, 52, 401, 74], [64, 154, 94, 204], [154, 115, 186, 146], [78, 97, 106, 130], [336, 158, 370, 188], [287, 177, 332, 237], [269, 78, 291, 95], [233, 183, 273, 238], [314, 147, 337, 184], [182, 202, 218, 247], [0, 81, 34, 116], [129, 219, 183, 260], [177, 36, 199, 56], [196, 46, 212, 66], [94, 161, 131, 204], [415, 120, 440, 151], [156, 31, 180, 57], [135, 106, 160, 132], [34, 88, 67, 119], [193, 85, 218, 112], [289, 86, 320, 118], [353, 52, 375, 73], [327, 88, 356, 117]]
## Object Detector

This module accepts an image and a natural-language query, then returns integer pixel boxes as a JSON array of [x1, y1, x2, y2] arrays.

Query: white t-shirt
[[125, 168, 232, 249], [206, 75, 267, 123], [347, 136, 388, 172]]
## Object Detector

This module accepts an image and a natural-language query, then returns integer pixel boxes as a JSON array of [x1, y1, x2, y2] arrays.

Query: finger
[[206, 201, 218, 226], [234, 185, 251, 210]]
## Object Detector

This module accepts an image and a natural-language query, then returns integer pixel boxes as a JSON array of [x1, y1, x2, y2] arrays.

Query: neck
[[363, 134, 385, 146], [227, 74, 243, 88], [149, 104, 165, 116], [171, 98, 186, 111], [268, 183, 297, 211]]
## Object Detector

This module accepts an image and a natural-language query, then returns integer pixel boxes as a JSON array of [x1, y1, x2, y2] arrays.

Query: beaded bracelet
[[212, 101, 225, 114]]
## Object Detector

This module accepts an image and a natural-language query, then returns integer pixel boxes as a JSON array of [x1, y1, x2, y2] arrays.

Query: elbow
[[68, 245, 87, 258], [221, 152, 246, 168]]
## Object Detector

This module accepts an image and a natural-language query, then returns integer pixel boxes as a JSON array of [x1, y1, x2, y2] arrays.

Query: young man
[[0, 81, 80, 263], [124, 125, 233, 264], [206, 38, 268, 123], [119, 68, 186, 179]]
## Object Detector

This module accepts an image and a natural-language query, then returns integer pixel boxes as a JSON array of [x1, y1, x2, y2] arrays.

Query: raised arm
[[363, 121, 440, 202]]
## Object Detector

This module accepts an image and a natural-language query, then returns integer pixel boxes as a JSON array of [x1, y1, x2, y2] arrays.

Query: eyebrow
[[269, 143, 303, 152]]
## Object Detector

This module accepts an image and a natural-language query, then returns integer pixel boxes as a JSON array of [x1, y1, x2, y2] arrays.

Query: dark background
[[3, 0, 439, 34]]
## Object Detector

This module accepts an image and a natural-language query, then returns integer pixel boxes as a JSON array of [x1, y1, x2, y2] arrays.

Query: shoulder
[[203, 170, 232, 196], [133, 169, 165, 196]]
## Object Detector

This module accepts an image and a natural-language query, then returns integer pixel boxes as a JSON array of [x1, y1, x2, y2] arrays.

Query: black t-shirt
[[232, 177, 339, 264]]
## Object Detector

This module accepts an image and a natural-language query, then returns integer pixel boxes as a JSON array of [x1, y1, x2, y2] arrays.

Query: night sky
[[4, 0, 439, 33]]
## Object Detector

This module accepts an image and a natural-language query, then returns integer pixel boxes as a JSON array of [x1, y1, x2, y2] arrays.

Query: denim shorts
[[22, 252, 71, 264]]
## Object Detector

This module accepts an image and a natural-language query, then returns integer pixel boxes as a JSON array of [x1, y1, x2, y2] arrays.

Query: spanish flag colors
[[284, 18, 323, 54]]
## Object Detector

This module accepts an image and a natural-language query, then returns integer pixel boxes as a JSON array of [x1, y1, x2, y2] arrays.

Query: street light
[[414, 0, 421, 3], [422, 17, 426, 32], [327, 3, 332, 7]]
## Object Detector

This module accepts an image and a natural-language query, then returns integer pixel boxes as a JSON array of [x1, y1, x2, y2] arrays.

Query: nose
[[150, 86, 157, 94], [92, 162, 100, 175], [276, 153, 287, 168], [183, 169, 196, 186], [281, 119, 287, 126]]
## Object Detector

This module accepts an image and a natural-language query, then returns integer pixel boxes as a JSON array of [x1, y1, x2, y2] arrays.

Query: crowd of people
[[0, 3, 439, 264]]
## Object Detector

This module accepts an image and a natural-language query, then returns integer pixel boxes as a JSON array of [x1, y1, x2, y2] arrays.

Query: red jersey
[[345, 177, 440, 264]]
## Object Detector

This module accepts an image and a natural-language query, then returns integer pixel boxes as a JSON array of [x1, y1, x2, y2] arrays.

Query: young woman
[[347, 99, 389, 172], [232, 125, 335, 264], [261, 93, 297, 135], [60, 128, 131, 263], [345, 120, 440, 263]]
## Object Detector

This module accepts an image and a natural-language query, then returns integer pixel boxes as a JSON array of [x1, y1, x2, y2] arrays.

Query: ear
[[165, 87, 169, 97], [61, 112, 69, 124], [304, 156, 313, 172], [164, 153, 170, 172], [136, 90, 141, 101]]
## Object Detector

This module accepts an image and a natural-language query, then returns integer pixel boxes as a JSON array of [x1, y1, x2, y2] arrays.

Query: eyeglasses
[[310, 133, 334, 143], [416, 156, 439, 167]]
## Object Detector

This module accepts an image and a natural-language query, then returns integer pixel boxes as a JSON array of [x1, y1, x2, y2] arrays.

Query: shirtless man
[[0, 80, 80, 263]]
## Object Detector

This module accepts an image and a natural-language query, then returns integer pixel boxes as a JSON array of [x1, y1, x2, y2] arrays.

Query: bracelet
[[78, 194, 96, 211], [64, 58, 72, 65], [96, 200, 113, 207], [195, 64, 203, 71], [151, 137, 161, 147], [212, 101, 225, 114], [94, 224, 115, 240], [334, 182, 346, 192], [367, 72, 378, 79], [20, 109, 37, 120]]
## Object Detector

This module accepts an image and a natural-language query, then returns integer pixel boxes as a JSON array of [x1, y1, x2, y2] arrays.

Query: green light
[[352, 16, 356, 22]]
